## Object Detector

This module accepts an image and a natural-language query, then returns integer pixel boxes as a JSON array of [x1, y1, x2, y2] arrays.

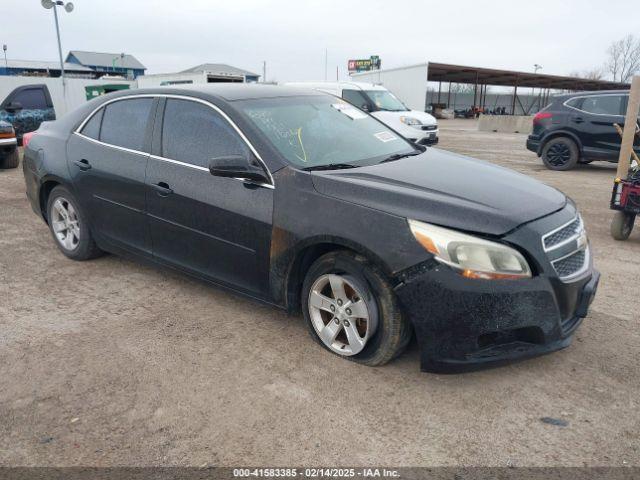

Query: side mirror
[[208, 154, 269, 184], [361, 103, 370, 112], [5, 102, 23, 113]]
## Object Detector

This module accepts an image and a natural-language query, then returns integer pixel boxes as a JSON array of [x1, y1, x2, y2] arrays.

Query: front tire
[[301, 250, 411, 366], [610, 211, 635, 241], [46, 185, 103, 260], [541, 137, 579, 171]]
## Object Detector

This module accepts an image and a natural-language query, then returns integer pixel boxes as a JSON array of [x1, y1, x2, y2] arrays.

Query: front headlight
[[408, 219, 532, 280], [399, 116, 423, 126]]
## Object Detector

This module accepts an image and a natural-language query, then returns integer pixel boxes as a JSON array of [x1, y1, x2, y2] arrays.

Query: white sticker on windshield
[[374, 131, 398, 143], [331, 103, 367, 120]]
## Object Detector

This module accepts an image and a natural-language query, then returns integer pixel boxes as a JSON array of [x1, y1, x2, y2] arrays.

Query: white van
[[285, 81, 438, 145]]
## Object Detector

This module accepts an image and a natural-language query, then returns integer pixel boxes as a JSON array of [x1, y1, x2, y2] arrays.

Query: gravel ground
[[0, 119, 638, 467]]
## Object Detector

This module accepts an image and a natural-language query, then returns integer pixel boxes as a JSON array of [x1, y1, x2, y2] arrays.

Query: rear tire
[[610, 211, 635, 241], [0, 149, 19, 169], [46, 185, 103, 260], [301, 250, 411, 366], [542, 137, 579, 171]]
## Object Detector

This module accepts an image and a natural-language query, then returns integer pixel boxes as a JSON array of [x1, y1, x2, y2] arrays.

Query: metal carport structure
[[427, 62, 631, 115]]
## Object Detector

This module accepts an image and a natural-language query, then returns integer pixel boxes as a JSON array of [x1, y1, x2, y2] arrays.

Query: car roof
[[284, 81, 387, 91], [553, 89, 630, 101], [113, 83, 326, 102]]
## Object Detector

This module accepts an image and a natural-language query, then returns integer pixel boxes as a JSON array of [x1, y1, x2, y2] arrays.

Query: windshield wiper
[[379, 150, 422, 164], [302, 163, 358, 171]]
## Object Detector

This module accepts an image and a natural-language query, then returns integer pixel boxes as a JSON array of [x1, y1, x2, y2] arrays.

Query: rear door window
[[565, 97, 582, 109], [580, 95, 624, 115], [161, 98, 249, 168], [12, 88, 48, 110], [81, 109, 104, 140], [99, 98, 154, 151]]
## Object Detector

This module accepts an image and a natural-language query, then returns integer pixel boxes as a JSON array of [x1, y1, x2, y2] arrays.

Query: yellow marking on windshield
[[294, 127, 308, 163]]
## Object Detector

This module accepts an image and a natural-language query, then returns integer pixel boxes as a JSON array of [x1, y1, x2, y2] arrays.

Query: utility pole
[[42, 0, 75, 87], [324, 48, 328, 81], [263, 61, 266, 83], [52, 4, 65, 84]]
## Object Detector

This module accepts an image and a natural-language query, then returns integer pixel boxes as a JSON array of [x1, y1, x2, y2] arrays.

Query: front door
[[572, 94, 626, 159], [146, 97, 273, 296], [67, 97, 157, 254]]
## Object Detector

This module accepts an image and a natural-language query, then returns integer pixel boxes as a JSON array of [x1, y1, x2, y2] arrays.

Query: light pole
[[534, 64, 543, 74], [41, 0, 74, 85], [2, 44, 7, 72]]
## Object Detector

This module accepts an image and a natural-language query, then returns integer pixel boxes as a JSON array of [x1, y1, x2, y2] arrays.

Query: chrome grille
[[543, 215, 589, 281], [543, 217, 581, 250], [552, 250, 586, 277]]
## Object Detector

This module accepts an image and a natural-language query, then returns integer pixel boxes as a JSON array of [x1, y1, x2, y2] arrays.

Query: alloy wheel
[[51, 197, 80, 251], [308, 273, 378, 356], [546, 143, 572, 166]]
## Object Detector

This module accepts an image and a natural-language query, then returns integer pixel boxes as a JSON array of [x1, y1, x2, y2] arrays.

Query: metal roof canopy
[[66, 51, 146, 70], [180, 63, 260, 78], [428, 62, 630, 91]]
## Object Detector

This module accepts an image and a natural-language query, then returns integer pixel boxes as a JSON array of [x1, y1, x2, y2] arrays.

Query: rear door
[[67, 96, 157, 254], [570, 94, 625, 159], [146, 97, 273, 295]]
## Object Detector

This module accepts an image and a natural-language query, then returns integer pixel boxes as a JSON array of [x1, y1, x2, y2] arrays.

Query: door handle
[[152, 182, 173, 196], [572, 117, 584, 124], [74, 159, 92, 171]]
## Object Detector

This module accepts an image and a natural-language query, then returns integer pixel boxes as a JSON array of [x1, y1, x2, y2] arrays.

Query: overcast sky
[[3, 0, 638, 82]]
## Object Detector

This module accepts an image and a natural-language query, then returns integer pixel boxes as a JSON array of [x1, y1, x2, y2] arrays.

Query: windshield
[[364, 90, 408, 112], [239, 96, 415, 169]]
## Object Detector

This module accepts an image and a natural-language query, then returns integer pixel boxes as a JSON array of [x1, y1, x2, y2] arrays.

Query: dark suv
[[526, 90, 639, 170]]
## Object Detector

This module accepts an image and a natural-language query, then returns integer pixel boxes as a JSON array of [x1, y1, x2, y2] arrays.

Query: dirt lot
[[1, 119, 638, 467]]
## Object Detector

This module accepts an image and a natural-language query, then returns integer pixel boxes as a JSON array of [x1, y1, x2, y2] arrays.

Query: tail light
[[22, 131, 36, 148], [533, 112, 552, 124]]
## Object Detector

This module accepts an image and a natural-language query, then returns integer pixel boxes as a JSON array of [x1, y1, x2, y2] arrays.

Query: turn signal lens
[[412, 230, 439, 255], [408, 219, 532, 280]]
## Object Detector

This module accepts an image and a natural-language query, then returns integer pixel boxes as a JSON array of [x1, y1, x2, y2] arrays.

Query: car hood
[[372, 110, 437, 126], [311, 148, 566, 236]]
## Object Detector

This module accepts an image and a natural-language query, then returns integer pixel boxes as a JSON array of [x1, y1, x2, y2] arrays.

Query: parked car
[[527, 90, 640, 170], [0, 120, 19, 169], [23, 85, 599, 372], [285, 81, 439, 145], [0, 84, 56, 145]]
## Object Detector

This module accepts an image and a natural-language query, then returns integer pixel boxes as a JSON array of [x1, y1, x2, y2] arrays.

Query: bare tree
[[569, 68, 605, 80], [584, 68, 605, 81], [606, 35, 640, 83], [448, 83, 479, 94]]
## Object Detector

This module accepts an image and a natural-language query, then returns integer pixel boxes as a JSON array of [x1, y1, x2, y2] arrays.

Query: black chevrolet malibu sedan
[[22, 85, 599, 372]]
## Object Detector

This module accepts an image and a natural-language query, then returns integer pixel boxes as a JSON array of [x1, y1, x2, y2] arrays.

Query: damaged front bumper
[[394, 259, 599, 373]]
